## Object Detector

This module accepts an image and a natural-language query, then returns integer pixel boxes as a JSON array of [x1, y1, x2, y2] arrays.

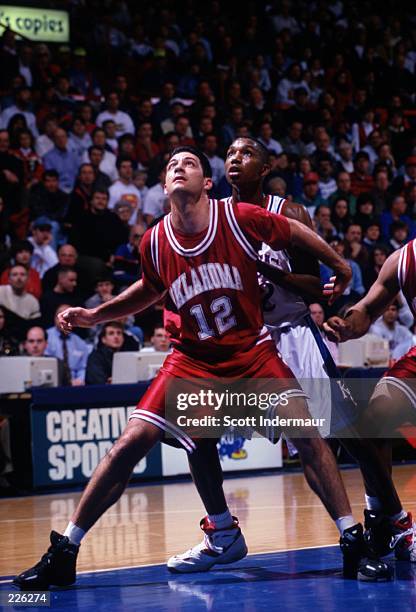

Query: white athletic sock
[[389, 509, 407, 523], [208, 509, 233, 530], [365, 494, 382, 511], [63, 521, 85, 546], [335, 515, 356, 535]]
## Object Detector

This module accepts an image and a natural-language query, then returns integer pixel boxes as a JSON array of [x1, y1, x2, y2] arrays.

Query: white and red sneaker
[[390, 512, 416, 562], [167, 516, 248, 573]]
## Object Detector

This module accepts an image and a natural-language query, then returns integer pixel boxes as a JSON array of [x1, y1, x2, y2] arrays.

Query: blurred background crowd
[[1, 0, 416, 384]]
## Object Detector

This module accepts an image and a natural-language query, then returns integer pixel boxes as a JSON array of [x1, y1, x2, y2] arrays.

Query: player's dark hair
[[230, 137, 269, 165], [169, 146, 212, 178]]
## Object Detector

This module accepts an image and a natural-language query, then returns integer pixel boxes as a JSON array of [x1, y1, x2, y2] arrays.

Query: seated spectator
[[353, 193, 379, 229], [108, 157, 142, 223], [29, 169, 69, 228], [114, 201, 134, 228], [102, 119, 118, 154], [280, 121, 307, 157], [0, 129, 24, 219], [96, 91, 134, 138], [370, 303, 413, 361], [257, 121, 282, 155], [86, 321, 134, 384], [201, 134, 225, 188], [65, 164, 96, 231], [175, 115, 195, 146], [344, 223, 369, 268], [135, 122, 160, 167], [84, 128, 118, 181], [363, 245, 389, 291], [0, 240, 41, 299], [334, 141, 354, 174], [40, 267, 80, 328], [314, 205, 336, 241], [143, 164, 168, 225], [328, 172, 357, 215], [308, 302, 338, 364], [83, 146, 112, 191], [321, 238, 364, 303], [68, 117, 92, 159], [317, 154, 337, 200], [10, 128, 44, 189], [0, 305, 19, 356], [73, 189, 128, 263], [113, 223, 145, 286], [350, 151, 375, 196], [42, 243, 89, 299], [391, 156, 416, 195], [36, 115, 58, 158], [23, 326, 48, 357], [0, 86, 38, 137], [45, 304, 90, 386], [28, 217, 58, 277], [389, 220, 409, 251], [381, 194, 416, 242], [363, 223, 382, 251], [43, 128, 79, 194], [141, 326, 170, 352], [370, 169, 391, 215], [298, 172, 327, 213], [0, 265, 41, 339], [133, 169, 148, 203], [330, 197, 351, 238]]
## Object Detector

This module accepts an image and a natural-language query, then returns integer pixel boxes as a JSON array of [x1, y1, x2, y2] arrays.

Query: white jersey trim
[[266, 194, 286, 214], [223, 198, 258, 260], [163, 199, 218, 257], [150, 225, 160, 276], [398, 243, 407, 290], [129, 409, 196, 453]]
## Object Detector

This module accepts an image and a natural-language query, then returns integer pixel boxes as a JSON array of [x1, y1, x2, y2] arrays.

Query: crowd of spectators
[[1, 0, 416, 379]]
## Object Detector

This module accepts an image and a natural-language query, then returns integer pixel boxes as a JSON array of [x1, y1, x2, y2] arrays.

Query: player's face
[[225, 139, 270, 187], [165, 152, 211, 199]]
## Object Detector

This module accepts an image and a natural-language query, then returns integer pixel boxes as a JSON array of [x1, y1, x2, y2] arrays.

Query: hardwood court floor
[[1, 465, 415, 577]]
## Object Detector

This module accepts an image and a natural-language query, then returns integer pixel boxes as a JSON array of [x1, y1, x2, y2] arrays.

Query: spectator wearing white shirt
[[0, 86, 38, 137], [370, 303, 413, 361], [82, 127, 118, 182], [201, 134, 225, 187], [96, 91, 134, 139], [36, 116, 58, 158], [108, 157, 143, 224], [143, 164, 168, 225], [257, 121, 282, 155], [0, 265, 40, 321], [28, 217, 58, 278]]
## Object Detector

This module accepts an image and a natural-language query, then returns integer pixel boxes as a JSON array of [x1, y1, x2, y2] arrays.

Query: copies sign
[[0, 6, 69, 42]]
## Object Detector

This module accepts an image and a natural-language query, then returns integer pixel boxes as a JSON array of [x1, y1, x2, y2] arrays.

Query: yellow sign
[[0, 6, 69, 42]]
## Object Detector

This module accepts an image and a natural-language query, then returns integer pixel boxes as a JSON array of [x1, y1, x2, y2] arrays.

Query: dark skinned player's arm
[[324, 249, 401, 341], [256, 200, 323, 300]]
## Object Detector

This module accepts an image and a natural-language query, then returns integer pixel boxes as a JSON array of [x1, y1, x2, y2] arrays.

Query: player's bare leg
[[13, 419, 163, 589]]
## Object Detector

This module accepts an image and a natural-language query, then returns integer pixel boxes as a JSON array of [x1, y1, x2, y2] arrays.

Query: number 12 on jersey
[[190, 296, 237, 340]]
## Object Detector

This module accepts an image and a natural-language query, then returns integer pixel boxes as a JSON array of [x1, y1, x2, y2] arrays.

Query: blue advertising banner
[[30, 384, 162, 488]]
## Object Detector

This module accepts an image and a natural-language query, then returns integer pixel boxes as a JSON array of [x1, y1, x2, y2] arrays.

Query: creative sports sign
[[0, 6, 70, 42], [31, 405, 162, 486]]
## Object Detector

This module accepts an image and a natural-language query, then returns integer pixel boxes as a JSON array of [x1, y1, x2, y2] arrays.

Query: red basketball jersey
[[140, 198, 291, 361], [398, 239, 416, 319]]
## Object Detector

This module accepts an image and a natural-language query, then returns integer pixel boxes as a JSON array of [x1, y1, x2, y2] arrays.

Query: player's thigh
[[360, 378, 416, 436], [108, 418, 163, 466]]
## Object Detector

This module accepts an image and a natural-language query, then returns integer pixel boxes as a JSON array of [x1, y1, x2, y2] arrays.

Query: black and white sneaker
[[13, 531, 79, 590], [363, 509, 393, 558], [340, 523, 392, 581]]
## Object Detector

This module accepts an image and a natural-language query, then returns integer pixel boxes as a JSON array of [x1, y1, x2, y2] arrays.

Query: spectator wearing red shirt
[[350, 151, 375, 197], [0, 240, 42, 300]]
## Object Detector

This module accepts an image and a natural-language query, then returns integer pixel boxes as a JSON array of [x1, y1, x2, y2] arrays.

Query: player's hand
[[58, 307, 97, 333], [322, 275, 336, 300], [323, 316, 353, 342], [328, 265, 352, 305]]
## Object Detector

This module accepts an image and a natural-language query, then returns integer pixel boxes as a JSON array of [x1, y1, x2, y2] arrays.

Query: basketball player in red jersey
[[325, 242, 416, 562], [168, 139, 394, 580], [15, 146, 358, 590]]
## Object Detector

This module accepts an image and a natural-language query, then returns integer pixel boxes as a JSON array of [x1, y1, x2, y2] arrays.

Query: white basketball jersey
[[221, 196, 308, 329], [258, 195, 308, 328]]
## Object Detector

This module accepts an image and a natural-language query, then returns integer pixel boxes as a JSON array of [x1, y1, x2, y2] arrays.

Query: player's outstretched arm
[[287, 218, 351, 303], [58, 279, 165, 333], [324, 249, 401, 342]]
